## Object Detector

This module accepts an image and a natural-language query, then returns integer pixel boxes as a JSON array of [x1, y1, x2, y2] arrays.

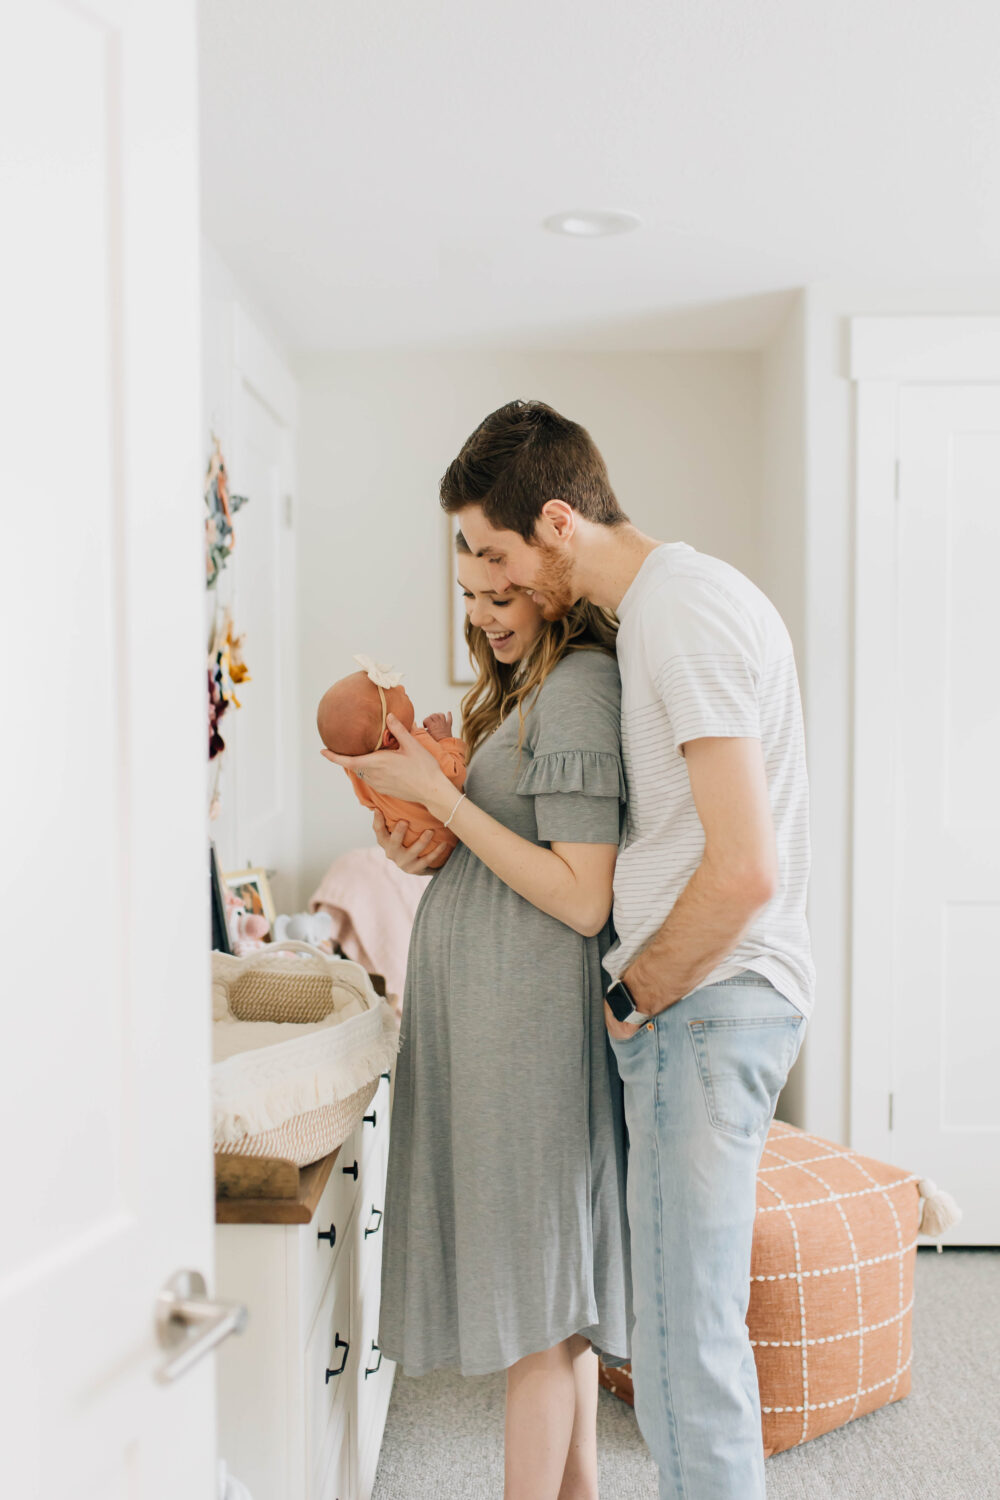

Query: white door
[[0, 3, 223, 1495], [891, 385, 1000, 1243]]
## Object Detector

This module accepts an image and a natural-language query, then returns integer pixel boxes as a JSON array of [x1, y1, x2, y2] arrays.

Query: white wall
[[758, 294, 808, 1127], [201, 241, 303, 913], [295, 350, 763, 896], [759, 295, 806, 661]]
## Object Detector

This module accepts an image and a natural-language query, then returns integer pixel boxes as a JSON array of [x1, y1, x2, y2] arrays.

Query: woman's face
[[457, 556, 546, 665]]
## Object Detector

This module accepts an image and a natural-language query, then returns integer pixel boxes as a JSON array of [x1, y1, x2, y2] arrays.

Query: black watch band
[[606, 978, 644, 1025]]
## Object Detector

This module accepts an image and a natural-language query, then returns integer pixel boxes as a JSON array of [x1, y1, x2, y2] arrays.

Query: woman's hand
[[321, 713, 451, 809], [373, 811, 448, 874]]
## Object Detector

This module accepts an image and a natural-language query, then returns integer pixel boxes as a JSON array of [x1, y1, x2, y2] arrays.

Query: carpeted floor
[[373, 1249, 1000, 1500]]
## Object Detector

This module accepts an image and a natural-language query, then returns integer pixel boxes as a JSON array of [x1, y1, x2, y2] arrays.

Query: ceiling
[[199, 0, 1000, 353]]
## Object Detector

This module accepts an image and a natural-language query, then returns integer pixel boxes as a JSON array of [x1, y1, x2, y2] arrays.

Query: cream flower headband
[[354, 653, 405, 751]]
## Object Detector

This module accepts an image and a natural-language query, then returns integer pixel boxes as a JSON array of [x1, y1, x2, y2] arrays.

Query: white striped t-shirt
[[603, 543, 815, 1017]]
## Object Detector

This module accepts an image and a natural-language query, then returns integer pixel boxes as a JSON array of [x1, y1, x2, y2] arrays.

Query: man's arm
[[616, 736, 777, 1022]]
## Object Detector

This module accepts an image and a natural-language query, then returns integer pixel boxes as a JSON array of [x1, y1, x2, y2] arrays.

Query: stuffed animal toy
[[272, 911, 335, 950]]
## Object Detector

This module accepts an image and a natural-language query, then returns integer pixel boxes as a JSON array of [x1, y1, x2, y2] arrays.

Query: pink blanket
[[308, 846, 430, 1003]]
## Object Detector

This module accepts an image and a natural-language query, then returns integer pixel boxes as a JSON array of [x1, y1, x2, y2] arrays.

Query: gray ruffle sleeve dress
[[378, 648, 632, 1377]]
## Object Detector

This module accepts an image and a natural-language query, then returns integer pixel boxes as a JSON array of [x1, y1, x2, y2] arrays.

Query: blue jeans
[[610, 974, 805, 1500]]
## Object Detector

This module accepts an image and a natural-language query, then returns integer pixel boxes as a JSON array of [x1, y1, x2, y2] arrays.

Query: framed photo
[[209, 843, 232, 954], [448, 513, 476, 686], [224, 866, 276, 929]]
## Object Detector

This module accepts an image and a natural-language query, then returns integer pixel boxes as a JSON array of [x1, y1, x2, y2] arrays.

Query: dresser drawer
[[358, 1070, 391, 1172], [312, 1395, 350, 1500], [350, 1127, 389, 1297], [299, 1133, 364, 1332], [304, 1238, 355, 1470], [353, 1239, 396, 1498]]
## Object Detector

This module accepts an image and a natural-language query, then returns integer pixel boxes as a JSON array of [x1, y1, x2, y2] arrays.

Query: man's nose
[[486, 560, 512, 590]]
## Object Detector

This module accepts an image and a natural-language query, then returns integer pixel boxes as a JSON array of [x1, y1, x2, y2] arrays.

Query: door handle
[[155, 1269, 247, 1384]]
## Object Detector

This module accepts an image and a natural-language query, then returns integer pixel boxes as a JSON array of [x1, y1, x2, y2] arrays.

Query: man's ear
[[538, 498, 576, 542]]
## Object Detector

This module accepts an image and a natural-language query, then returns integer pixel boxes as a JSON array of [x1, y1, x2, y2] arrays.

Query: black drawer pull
[[364, 1205, 383, 1239], [342, 1160, 359, 1180], [317, 1223, 336, 1247], [365, 1340, 383, 1379], [363, 1110, 377, 1128], [381, 1070, 391, 1082], [325, 1334, 349, 1381]]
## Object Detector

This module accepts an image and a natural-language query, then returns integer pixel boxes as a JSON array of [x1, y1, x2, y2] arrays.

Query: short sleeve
[[515, 651, 624, 845], [641, 575, 762, 753]]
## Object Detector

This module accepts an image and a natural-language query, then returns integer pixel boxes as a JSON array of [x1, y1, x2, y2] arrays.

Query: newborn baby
[[317, 655, 466, 869]]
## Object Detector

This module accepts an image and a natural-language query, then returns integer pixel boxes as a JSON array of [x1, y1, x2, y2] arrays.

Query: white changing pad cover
[[212, 998, 398, 1146]]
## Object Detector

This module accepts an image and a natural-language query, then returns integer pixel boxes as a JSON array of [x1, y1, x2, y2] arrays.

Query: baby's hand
[[422, 711, 453, 742]]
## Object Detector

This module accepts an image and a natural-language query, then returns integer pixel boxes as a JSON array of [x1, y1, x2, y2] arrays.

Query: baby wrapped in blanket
[[317, 655, 466, 869]]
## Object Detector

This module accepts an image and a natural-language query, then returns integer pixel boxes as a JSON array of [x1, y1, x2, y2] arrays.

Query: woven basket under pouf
[[212, 943, 398, 1168], [599, 1119, 960, 1456]]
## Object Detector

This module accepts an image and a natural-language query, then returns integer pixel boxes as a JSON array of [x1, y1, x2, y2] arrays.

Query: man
[[442, 399, 814, 1500]]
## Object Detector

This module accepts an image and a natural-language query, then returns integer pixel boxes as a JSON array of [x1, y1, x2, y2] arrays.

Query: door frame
[[849, 317, 1000, 1159]]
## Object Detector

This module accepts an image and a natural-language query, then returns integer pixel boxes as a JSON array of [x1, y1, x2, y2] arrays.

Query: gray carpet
[[373, 1249, 1000, 1499]]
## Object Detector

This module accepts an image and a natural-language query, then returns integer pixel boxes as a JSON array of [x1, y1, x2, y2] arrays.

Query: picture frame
[[448, 512, 476, 686], [209, 843, 232, 954], [224, 866, 277, 929]]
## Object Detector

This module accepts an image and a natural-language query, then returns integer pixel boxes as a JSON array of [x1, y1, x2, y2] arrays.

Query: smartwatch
[[606, 977, 646, 1027]]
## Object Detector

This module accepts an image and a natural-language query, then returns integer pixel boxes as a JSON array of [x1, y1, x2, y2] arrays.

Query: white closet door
[[892, 385, 1000, 1243], [0, 2, 218, 1494]]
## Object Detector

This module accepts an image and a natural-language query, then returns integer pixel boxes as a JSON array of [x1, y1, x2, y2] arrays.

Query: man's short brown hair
[[439, 399, 629, 540]]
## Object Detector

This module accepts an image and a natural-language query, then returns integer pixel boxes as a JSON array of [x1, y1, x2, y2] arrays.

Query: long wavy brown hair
[[455, 531, 619, 759]]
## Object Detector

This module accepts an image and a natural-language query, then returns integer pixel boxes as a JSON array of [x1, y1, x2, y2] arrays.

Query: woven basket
[[212, 939, 377, 1024], [214, 1077, 380, 1166], [212, 942, 397, 1167]]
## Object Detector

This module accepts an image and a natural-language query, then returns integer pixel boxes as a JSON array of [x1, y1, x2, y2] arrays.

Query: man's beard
[[531, 543, 577, 620]]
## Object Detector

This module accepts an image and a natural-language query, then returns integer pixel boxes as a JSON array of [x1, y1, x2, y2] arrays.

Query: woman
[[323, 540, 629, 1500]]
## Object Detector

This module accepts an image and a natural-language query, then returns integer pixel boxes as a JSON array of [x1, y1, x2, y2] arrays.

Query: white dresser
[[215, 1069, 395, 1500]]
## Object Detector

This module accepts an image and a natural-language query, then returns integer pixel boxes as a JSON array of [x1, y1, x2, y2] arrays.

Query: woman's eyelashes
[[461, 590, 511, 609]]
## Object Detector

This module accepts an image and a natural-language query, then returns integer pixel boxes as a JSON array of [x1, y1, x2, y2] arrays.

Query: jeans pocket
[[609, 1020, 655, 1076], [687, 1013, 804, 1138]]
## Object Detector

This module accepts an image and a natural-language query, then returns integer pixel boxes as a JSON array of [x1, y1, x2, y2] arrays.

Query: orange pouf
[[599, 1120, 921, 1457]]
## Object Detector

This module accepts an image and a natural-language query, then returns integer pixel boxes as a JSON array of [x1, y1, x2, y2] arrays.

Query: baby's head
[[317, 670, 415, 756]]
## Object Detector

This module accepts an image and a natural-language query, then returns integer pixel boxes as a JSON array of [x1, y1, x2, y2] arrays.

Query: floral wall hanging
[[208, 609, 251, 819], [205, 435, 248, 589]]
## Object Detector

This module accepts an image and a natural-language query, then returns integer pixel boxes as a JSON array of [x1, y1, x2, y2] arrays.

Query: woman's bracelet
[[442, 791, 467, 828]]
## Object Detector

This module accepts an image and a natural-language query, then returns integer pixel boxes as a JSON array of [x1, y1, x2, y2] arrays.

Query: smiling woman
[[453, 525, 619, 758]]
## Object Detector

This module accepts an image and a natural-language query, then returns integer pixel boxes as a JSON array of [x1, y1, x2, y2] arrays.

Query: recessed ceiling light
[[543, 209, 642, 238]]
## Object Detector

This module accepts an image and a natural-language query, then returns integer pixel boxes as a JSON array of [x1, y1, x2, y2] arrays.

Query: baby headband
[[354, 653, 404, 752]]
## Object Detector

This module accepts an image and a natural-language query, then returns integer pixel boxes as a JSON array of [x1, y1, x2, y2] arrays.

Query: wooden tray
[[215, 1146, 341, 1225]]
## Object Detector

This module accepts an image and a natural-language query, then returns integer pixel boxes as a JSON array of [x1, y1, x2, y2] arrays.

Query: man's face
[[457, 505, 578, 621]]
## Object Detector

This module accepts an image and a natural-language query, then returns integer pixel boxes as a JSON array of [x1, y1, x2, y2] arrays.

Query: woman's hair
[[440, 399, 630, 540], [455, 530, 619, 759]]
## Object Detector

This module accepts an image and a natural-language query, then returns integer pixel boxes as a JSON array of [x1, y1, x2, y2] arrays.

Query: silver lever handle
[[155, 1269, 247, 1384]]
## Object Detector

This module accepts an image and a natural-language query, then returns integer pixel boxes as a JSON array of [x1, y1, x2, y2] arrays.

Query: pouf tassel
[[917, 1178, 962, 1238]]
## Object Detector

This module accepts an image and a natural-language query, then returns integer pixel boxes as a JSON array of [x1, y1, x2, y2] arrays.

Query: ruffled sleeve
[[515, 651, 625, 846]]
